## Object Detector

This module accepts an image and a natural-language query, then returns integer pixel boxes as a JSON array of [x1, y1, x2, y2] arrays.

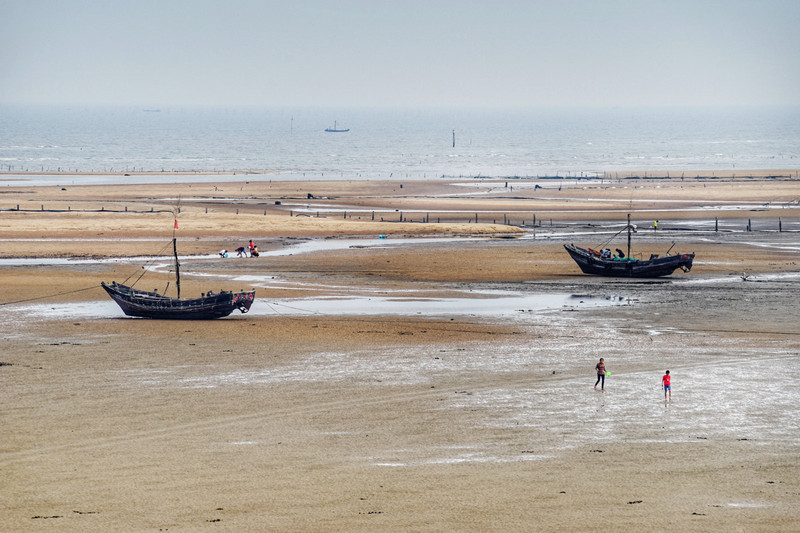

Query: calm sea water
[[1, 105, 798, 184]]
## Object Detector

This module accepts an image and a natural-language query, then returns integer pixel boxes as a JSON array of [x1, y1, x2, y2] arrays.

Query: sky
[[1, 0, 799, 108]]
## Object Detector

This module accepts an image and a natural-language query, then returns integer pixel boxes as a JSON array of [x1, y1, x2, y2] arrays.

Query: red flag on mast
[[174, 219, 178, 229]]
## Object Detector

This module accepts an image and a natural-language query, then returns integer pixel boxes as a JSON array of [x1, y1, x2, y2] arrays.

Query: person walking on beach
[[662, 370, 671, 401], [594, 358, 606, 390]]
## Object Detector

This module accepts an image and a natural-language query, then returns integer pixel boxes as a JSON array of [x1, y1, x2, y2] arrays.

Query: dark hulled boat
[[102, 237, 255, 319], [101, 282, 255, 319], [564, 215, 695, 278], [563, 244, 694, 278]]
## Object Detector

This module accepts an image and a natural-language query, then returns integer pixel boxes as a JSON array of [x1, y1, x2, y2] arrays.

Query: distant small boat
[[324, 121, 349, 133]]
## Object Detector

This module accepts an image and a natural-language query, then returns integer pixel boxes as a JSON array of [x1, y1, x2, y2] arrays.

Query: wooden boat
[[102, 238, 255, 319], [564, 244, 694, 278], [101, 282, 254, 319], [564, 215, 694, 278], [324, 120, 349, 132]]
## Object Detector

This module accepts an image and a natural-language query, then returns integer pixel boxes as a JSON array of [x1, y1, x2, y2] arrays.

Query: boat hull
[[564, 244, 694, 278], [101, 282, 255, 319]]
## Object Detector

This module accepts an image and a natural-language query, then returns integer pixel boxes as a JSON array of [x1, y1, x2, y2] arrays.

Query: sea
[[1, 104, 799, 185]]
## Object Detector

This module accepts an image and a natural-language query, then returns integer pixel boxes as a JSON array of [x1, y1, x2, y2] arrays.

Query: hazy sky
[[1, 0, 798, 108]]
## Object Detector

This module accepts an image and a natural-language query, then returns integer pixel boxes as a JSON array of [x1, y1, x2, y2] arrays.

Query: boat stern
[[679, 253, 695, 272], [233, 291, 256, 313]]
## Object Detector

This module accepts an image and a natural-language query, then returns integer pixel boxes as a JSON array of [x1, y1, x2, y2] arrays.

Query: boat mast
[[627, 213, 632, 259], [173, 237, 181, 298]]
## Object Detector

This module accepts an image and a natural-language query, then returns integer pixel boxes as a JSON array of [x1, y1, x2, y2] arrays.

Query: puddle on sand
[[2, 292, 625, 322], [257, 292, 623, 318], [0, 236, 495, 269]]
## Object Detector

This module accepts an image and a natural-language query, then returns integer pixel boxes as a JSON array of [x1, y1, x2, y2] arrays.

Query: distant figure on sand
[[249, 240, 255, 255], [595, 358, 606, 390], [235, 246, 246, 257], [662, 370, 671, 401]]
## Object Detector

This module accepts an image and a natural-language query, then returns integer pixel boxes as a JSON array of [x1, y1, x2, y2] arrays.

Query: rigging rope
[[267, 301, 321, 315], [1, 239, 179, 306], [596, 224, 630, 249], [0, 285, 100, 306], [122, 240, 175, 286], [264, 302, 285, 315]]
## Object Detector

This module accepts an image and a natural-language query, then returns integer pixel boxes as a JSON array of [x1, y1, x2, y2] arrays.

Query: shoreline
[[2, 168, 799, 179]]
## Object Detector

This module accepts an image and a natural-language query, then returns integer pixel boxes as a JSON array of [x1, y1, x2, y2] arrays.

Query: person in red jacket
[[594, 358, 606, 390], [662, 370, 671, 401]]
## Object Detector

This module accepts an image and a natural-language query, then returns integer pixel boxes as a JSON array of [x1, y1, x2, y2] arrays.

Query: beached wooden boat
[[564, 244, 694, 278], [102, 238, 255, 319], [564, 215, 695, 278], [101, 282, 254, 319]]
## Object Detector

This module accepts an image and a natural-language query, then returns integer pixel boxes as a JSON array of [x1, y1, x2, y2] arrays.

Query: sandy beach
[[2, 173, 800, 531]]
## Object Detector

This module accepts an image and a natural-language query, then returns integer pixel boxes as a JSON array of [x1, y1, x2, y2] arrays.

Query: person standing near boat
[[662, 370, 671, 401], [594, 358, 606, 390]]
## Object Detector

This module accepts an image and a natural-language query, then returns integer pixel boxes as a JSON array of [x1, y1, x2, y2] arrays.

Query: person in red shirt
[[662, 370, 671, 401]]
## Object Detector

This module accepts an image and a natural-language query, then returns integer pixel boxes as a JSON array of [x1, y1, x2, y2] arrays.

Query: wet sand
[[2, 174, 800, 531]]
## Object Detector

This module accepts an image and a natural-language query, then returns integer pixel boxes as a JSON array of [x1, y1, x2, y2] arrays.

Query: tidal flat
[[1, 176, 799, 531]]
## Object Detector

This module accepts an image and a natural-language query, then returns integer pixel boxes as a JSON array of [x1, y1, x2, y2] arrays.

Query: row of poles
[[4, 203, 796, 232]]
